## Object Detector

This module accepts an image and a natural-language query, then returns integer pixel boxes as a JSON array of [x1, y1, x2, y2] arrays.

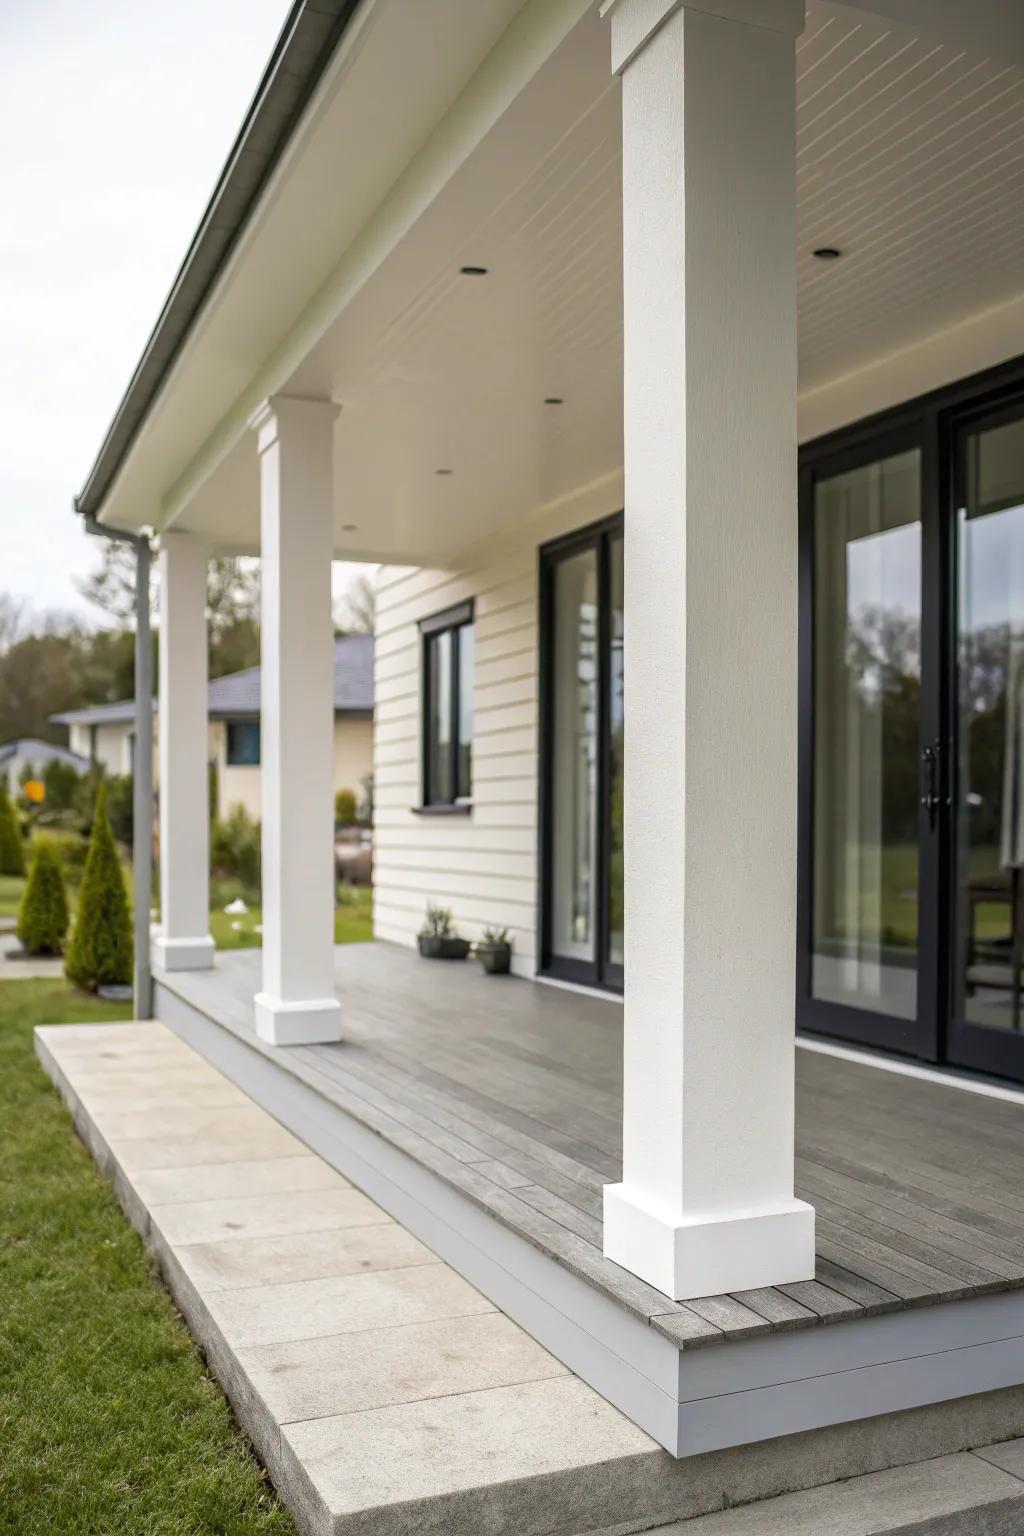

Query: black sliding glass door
[[540, 515, 624, 991], [799, 431, 937, 1058], [800, 359, 1024, 1084], [950, 402, 1024, 1079]]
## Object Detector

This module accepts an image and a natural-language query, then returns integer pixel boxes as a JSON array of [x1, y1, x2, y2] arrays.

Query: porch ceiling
[[108, 0, 1024, 563]]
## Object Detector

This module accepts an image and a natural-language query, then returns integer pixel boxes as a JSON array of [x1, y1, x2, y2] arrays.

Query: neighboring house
[[65, 0, 1024, 1525], [50, 634, 374, 820], [0, 738, 90, 796]]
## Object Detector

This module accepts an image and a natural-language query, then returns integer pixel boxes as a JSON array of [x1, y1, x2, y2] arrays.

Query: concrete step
[[653, 1441, 1024, 1534]]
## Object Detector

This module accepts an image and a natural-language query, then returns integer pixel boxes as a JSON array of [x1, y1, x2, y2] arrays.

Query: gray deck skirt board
[[156, 944, 1024, 1343], [153, 959, 1024, 1459]]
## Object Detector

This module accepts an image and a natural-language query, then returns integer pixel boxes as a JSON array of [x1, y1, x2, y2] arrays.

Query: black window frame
[[225, 719, 261, 767], [538, 511, 624, 994], [419, 599, 474, 813], [798, 349, 1024, 1081]]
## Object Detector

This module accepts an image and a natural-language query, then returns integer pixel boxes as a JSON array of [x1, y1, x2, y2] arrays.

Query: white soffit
[[98, 0, 534, 535], [797, 1, 1024, 391], [119, 0, 1024, 557]]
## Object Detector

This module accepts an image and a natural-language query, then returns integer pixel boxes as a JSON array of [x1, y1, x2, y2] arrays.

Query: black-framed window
[[799, 350, 1024, 1085], [539, 513, 623, 992], [226, 720, 261, 766], [420, 601, 474, 809]]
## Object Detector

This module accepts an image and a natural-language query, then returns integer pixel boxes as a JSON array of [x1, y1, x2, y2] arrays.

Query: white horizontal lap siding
[[372, 476, 624, 980], [373, 552, 537, 975]]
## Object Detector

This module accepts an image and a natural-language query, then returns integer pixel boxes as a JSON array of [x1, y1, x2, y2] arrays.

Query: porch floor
[[157, 942, 1024, 1348]]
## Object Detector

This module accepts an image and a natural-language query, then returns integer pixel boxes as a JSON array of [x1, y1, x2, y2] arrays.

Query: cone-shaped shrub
[[17, 839, 69, 955], [65, 782, 132, 992], [0, 782, 25, 877]]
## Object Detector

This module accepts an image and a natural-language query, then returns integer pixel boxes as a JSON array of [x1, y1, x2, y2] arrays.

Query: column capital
[[157, 527, 210, 555], [600, 0, 804, 74], [248, 394, 340, 455]]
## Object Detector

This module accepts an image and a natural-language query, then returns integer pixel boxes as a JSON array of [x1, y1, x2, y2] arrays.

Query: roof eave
[[74, 0, 361, 526]]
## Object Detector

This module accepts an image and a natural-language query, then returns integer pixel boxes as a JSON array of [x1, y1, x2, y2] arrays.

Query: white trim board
[[533, 973, 625, 1005], [797, 1035, 1024, 1109], [527, 993, 1024, 1109], [155, 975, 1024, 1462]]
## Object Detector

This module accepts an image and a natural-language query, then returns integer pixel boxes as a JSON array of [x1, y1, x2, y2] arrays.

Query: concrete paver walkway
[[0, 941, 64, 980], [35, 1018, 1024, 1536], [35, 1021, 658, 1535]]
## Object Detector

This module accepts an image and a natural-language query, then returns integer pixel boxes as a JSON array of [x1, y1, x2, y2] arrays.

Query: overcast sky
[[1, 0, 362, 628]]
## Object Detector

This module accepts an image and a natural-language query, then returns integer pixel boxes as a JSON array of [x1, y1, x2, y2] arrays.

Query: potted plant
[[475, 925, 512, 975], [417, 903, 470, 960]]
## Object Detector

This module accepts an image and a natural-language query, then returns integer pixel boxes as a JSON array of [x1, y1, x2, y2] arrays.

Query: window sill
[[411, 803, 473, 817]]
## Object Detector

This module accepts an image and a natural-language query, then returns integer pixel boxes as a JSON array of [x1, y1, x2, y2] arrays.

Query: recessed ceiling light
[[812, 246, 842, 260], [544, 397, 564, 405], [459, 265, 488, 276], [341, 523, 358, 533], [435, 468, 453, 476]]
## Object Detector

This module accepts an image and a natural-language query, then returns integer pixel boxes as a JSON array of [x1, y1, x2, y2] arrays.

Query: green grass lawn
[[0, 873, 25, 920], [209, 887, 373, 951], [0, 978, 296, 1535]]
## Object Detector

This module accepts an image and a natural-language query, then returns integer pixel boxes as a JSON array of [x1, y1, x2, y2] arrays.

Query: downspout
[[75, 506, 154, 1020]]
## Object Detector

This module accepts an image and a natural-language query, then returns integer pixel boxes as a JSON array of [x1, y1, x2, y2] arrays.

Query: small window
[[421, 601, 474, 807], [226, 720, 261, 766]]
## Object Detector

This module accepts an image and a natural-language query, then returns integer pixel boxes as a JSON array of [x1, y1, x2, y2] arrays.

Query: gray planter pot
[[417, 935, 470, 960], [476, 942, 512, 975]]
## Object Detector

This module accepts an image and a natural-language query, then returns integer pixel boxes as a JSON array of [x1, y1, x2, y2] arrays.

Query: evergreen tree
[[0, 782, 25, 877], [65, 782, 132, 992], [17, 840, 69, 955]]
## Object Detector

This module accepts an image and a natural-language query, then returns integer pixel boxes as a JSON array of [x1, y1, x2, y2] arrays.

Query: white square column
[[251, 396, 342, 1046], [602, 0, 815, 1299], [152, 533, 215, 971]]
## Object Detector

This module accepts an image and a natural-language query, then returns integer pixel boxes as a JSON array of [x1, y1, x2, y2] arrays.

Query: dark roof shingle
[[50, 634, 374, 726]]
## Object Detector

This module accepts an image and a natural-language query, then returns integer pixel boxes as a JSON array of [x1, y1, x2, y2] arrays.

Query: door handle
[[921, 739, 942, 827]]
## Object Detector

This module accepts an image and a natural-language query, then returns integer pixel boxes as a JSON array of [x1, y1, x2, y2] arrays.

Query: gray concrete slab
[[283, 1375, 654, 1529], [133, 1155, 351, 1205], [973, 1434, 1024, 1480], [651, 1450, 1024, 1533], [204, 1263, 496, 1349], [110, 1126, 308, 1170], [150, 1187, 387, 1246], [174, 1223, 435, 1292], [240, 1311, 566, 1422], [93, 1101, 273, 1141], [82, 1082, 249, 1112], [0, 947, 65, 980]]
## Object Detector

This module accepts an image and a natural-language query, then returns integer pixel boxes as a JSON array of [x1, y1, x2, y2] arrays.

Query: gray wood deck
[[161, 942, 1024, 1350]]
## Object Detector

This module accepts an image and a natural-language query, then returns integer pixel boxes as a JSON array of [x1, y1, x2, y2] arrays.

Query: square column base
[[152, 933, 215, 971], [603, 1183, 816, 1300], [254, 991, 342, 1046]]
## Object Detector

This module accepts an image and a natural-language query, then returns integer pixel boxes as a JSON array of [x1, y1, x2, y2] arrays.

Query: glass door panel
[[550, 548, 599, 964], [952, 408, 1024, 1073], [542, 516, 624, 990], [809, 447, 923, 1028], [607, 534, 625, 977]]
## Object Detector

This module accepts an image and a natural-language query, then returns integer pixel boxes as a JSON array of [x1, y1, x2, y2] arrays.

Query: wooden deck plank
[[158, 943, 1024, 1347], [774, 1280, 863, 1323], [730, 1287, 818, 1330], [813, 1256, 903, 1314]]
